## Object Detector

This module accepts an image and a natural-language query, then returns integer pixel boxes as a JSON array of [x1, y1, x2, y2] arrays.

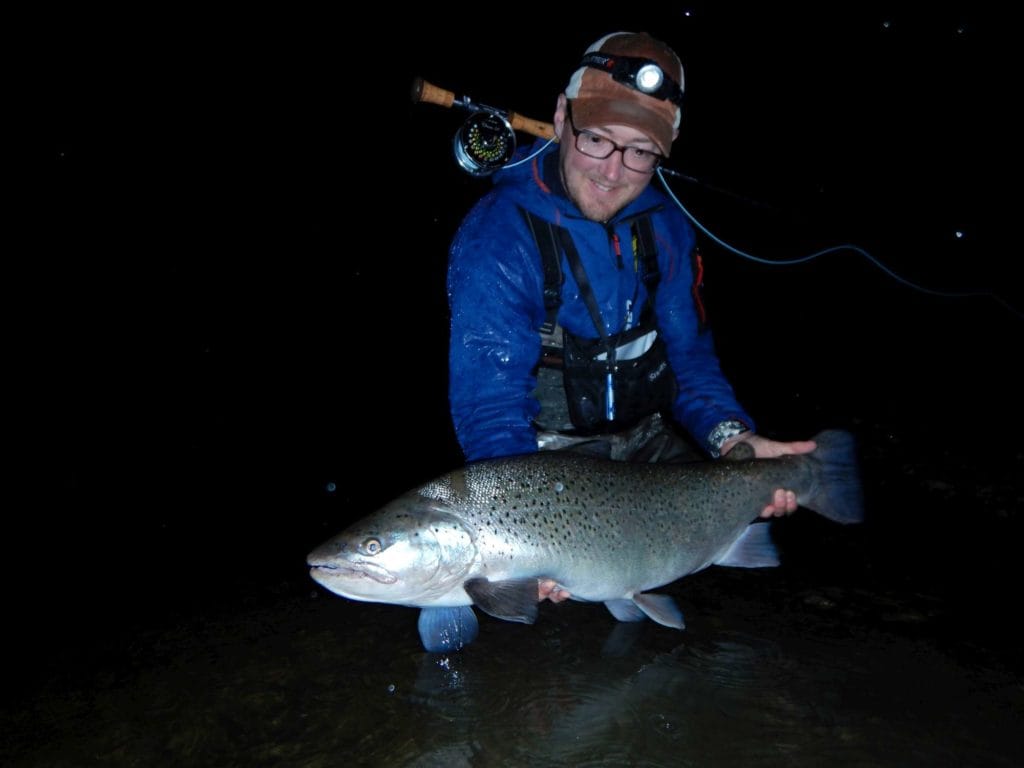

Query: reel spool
[[453, 111, 516, 176]]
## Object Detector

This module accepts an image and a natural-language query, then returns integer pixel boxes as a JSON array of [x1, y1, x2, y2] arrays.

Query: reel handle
[[411, 77, 555, 140]]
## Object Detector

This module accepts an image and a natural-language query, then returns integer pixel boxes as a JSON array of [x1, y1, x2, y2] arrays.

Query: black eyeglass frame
[[564, 102, 664, 174]]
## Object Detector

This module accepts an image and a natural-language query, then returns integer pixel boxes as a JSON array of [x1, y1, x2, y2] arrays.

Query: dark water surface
[[6, 545, 1021, 767], [6, 420, 1023, 767]]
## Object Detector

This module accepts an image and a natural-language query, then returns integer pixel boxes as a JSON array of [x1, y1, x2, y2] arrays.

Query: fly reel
[[453, 110, 516, 176], [411, 77, 555, 177]]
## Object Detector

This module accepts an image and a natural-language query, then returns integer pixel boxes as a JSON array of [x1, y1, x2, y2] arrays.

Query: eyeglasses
[[566, 104, 663, 173]]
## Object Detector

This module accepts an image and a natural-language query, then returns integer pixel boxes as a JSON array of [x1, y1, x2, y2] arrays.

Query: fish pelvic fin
[[715, 522, 780, 568], [805, 430, 865, 525], [604, 599, 648, 623], [464, 577, 541, 625], [631, 593, 686, 629], [417, 606, 479, 652]]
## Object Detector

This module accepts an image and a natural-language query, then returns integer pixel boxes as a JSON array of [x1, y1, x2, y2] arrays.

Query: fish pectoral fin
[[463, 577, 541, 624], [604, 599, 648, 623], [632, 592, 686, 629], [417, 606, 479, 652], [715, 523, 780, 568]]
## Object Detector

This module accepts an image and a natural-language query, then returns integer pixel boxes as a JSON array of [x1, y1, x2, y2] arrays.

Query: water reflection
[[395, 607, 1021, 768], [3, 572, 1021, 768]]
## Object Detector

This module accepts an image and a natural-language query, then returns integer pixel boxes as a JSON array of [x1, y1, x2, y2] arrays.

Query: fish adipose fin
[[632, 593, 686, 629], [715, 522, 780, 568], [464, 577, 541, 624], [417, 606, 479, 653], [723, 441, 756, 461]]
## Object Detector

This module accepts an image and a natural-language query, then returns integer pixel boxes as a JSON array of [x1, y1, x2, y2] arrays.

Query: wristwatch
[[707, 419, 750, 458]]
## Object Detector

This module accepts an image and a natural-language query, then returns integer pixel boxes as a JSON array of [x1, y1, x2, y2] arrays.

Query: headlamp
[[578, 53, 684, 106], [634, 63, 664, 93]]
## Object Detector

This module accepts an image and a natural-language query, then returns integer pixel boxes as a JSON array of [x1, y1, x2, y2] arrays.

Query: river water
[[5, 433, 1021, 767]]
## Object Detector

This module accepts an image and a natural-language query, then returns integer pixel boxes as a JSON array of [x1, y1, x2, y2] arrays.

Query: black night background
[[13, 4, 1023, 766]]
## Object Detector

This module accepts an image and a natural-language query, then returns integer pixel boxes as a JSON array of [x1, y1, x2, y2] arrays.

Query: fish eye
[[362, 538, 382, 555]]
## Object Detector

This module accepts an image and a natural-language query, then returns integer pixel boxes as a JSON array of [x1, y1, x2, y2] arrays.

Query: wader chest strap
[[521, 209, 564, 336], [521, 208, 661, 338]]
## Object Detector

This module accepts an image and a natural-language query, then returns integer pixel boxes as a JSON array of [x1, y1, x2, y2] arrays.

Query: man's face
[[553, 94, 663, 223]]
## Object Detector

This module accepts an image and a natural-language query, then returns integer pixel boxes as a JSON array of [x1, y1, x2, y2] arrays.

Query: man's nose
[[598, 149, 626, 180]]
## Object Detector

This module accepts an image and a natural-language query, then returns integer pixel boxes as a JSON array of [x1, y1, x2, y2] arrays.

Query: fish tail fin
[[805, 429, 865, 524]]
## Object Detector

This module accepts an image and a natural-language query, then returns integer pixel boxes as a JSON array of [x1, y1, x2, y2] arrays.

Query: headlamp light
[[634, 63, 665, 94], [578, 53, 684, 106]]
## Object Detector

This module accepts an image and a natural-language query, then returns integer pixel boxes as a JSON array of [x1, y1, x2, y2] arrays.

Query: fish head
[[307, 492, 477, 606]]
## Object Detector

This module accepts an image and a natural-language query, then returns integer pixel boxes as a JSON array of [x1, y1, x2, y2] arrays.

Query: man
[[448, 31, 813, 533]]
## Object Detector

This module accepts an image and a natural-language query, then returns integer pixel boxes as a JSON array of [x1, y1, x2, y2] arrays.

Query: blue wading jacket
[[447, 140, 753, 462]]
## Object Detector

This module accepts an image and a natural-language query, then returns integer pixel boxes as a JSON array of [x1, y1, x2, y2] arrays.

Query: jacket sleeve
[[447, 196, 547, 461], [652, 211, 756, 453]]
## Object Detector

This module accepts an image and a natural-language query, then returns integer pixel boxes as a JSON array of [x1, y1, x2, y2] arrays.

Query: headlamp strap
[[578, 53, 684, 107]]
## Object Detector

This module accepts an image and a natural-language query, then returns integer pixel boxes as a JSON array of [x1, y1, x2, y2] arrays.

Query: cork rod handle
[[411, 77, 555, 140]]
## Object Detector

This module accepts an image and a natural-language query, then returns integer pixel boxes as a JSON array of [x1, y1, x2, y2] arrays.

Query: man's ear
[[553, 93, 568, 139]]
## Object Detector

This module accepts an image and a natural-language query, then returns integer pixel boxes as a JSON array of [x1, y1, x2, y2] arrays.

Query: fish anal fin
[[632, 592, 685, 629], [417, 606, 479, 652], [464, 577, 541, 624], [715, 523, 779, 568]]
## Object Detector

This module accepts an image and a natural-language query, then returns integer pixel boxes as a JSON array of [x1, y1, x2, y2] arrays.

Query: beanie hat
[[564, 31, 684, 157]]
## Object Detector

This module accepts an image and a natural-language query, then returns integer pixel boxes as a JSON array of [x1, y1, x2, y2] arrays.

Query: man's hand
[[538, 578, 571, 603], [721, 433, 817, 518]]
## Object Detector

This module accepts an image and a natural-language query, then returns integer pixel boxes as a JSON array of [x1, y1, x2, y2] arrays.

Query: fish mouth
[[308, 561, 397, 585]]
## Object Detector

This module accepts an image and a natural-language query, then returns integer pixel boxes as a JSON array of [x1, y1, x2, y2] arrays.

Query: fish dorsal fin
[[715, 523, 779, 568], [723, 441, 756, 461], [464, 577, 541, 624]]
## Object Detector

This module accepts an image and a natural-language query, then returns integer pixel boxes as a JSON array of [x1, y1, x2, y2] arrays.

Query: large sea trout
[[308, 430, 863, 651]]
